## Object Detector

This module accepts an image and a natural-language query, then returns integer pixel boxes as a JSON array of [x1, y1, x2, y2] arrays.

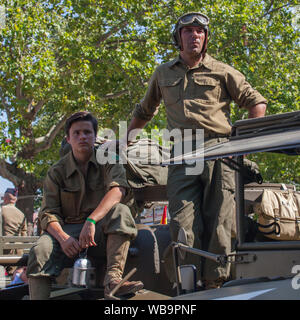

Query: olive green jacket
[[1, 203, 27, 236], [133, 54, 267, 135], [39, 150, 129, 231]]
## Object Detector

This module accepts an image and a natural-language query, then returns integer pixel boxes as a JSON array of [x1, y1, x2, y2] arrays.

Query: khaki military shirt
[[39, 150, 129, 231], [133, 54, 267, 135], [2, 203, 27, 236]]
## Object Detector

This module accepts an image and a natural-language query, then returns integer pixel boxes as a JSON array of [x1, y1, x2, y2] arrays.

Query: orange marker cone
[[160, 206, 168, 225]]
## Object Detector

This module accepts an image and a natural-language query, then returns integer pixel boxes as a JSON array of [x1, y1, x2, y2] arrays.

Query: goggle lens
[[179, 13, 209, 27]]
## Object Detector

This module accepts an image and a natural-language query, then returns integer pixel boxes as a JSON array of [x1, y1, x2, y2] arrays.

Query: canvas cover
[[163, 111, 300, 164], [123, 139, 169, 189]]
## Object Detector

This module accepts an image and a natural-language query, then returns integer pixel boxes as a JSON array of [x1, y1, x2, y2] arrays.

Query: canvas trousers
[[26, 203, 136, 279], [166, 137, 235, 282]]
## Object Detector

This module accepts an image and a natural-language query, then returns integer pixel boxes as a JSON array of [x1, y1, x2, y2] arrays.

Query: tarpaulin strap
[[257, 221, 281, 236]]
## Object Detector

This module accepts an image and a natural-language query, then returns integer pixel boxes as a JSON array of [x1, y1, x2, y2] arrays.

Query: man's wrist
[[86, 217, 96, 225]]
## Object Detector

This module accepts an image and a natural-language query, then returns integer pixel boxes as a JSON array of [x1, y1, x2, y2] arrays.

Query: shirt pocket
[[60, 187, 81, 218], [193, 77, 220, 104], [159, 77, 182, 106], [89, 179, 105, 193]]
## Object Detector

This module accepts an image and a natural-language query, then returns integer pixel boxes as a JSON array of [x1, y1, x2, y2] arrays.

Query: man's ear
[[66, 135, 70, 144]]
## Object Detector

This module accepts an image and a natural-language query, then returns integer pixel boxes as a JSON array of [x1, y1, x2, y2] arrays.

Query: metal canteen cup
[[72, 248, 94, 287]]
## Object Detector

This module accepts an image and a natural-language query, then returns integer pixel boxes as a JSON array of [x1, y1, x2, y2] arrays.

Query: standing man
[[1, 188, 27, 275], [26, 111, 143, 299], [126, 12, 267, 289], [1, 188, 27, 243]]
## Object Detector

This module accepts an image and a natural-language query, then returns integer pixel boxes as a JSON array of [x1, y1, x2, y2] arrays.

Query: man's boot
[[104, 234, 144, 299], [28, 277, 51, 300]]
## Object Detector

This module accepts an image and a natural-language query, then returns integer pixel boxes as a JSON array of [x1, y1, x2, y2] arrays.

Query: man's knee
[[102, 203, 137, 239], [107, 203, 134, 223], [112, 203, 132, 215], [30, 234, 53, 260], [26, 234, 56, 277]]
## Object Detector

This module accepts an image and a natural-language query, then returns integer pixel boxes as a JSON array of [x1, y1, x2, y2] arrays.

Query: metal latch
[[228, 253, 257, 264]]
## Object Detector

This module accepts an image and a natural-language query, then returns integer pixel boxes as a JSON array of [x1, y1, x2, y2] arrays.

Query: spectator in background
[[1, 188, 27, 275], [1, 188, 27, 241], [10, 266, 28, 285]]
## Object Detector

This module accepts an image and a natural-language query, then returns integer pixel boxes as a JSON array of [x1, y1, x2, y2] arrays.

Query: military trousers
[[26, 203, 137, 278], [167, 137, 235, 282]]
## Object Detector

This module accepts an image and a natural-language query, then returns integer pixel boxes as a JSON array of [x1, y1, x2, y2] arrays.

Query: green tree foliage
[[0, 0, 299, 219]]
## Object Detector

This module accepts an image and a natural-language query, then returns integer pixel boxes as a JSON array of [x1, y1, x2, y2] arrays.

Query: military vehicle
[[169, 110, 300, 300], [0, 110, 300, 300]]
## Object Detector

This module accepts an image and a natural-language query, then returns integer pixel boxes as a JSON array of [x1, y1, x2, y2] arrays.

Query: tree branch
[[0, 159, 20, 186], [106, 38, 148, 45], [24, 99, 45, 120], [0, 159, 43, 193], [105, 38, 172, 46], [261, 2, 293, 18], [34, 115, 68, 154], [104, 38, 173, 51], [95, 18, 129, 47], [265, 0, 275, 14], [96, 89, 129, 102], [95, 8, 151, 47], [16, 73, 27, 100]]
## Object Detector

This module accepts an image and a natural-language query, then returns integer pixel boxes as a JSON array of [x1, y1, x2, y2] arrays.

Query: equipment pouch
[[254, 189, 300, 240]]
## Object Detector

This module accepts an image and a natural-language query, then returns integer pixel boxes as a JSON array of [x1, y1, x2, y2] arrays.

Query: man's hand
[[47, 221, 81, 258], [60, 235, 82, 258], [79, 187, 125, 249], [247, 103, 267, 118], [79, 221, 97, 249]]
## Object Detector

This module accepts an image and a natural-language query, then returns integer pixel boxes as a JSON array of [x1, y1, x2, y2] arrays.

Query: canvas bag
[[60, 137, 169, 188], [254, 189, 300, 240]]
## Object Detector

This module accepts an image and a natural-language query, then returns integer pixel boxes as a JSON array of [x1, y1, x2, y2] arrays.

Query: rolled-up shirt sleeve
[[39, 170, 64, 231], [105, 163, 130, 190], [133, 68, 162, 121], [226, 67, 267, 109]]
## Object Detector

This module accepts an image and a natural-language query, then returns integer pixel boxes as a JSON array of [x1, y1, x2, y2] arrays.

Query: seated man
[[26, 111, 143, 299]]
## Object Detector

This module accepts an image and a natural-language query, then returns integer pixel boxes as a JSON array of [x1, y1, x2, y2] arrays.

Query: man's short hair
[[65, 111, 98, 137]]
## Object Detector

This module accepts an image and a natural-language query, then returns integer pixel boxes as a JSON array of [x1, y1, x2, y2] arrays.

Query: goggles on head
[[177, 12, 209, 28], [172, 12, 210, 51]]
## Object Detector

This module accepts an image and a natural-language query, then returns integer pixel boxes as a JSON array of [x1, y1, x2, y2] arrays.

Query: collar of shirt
[[169, 54, 214, 71], [65, 149, 98, 179]]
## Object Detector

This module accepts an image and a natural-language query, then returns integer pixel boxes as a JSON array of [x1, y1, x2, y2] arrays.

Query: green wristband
[[86, 218, 96, 225]]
